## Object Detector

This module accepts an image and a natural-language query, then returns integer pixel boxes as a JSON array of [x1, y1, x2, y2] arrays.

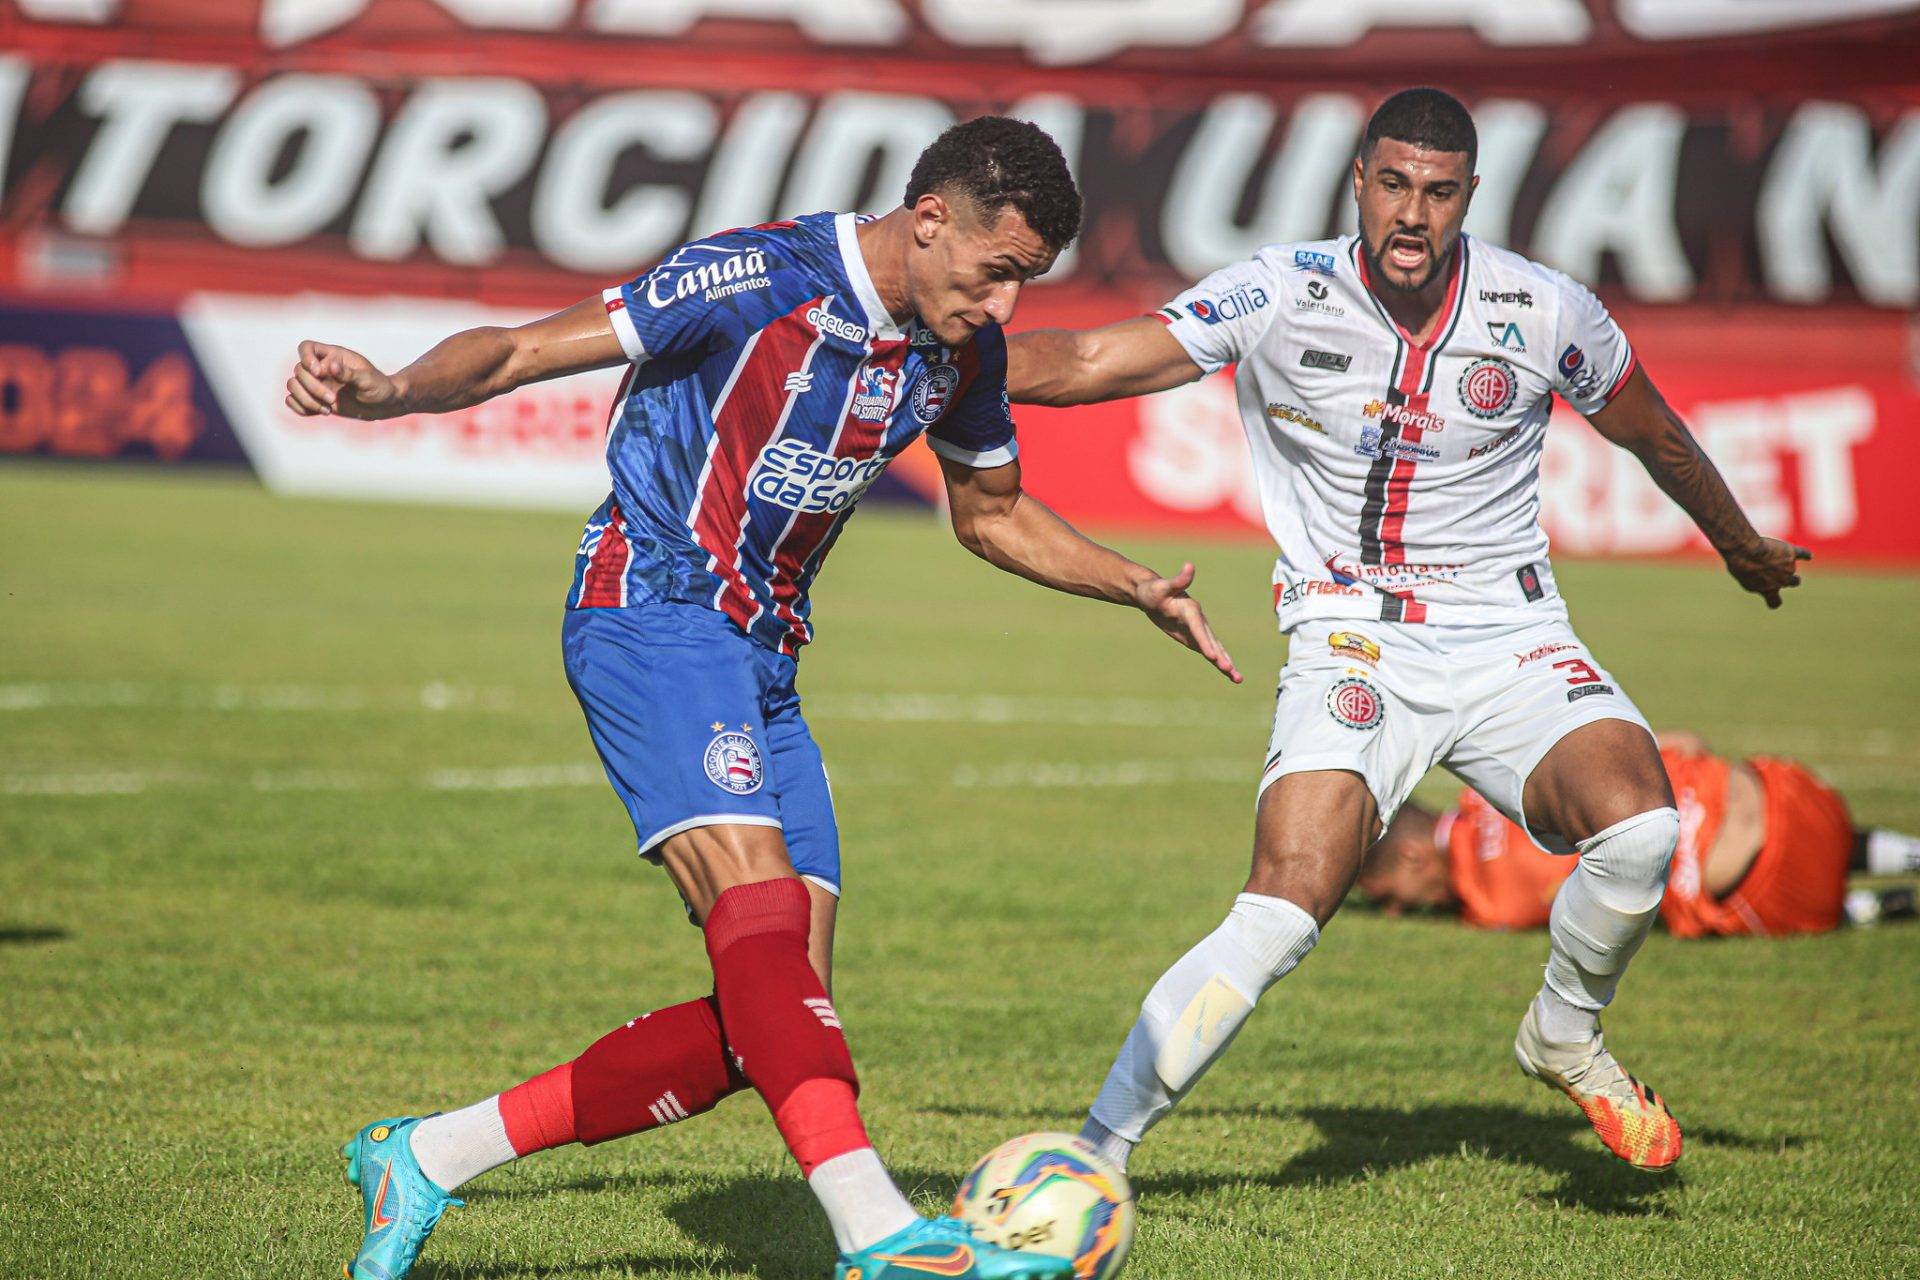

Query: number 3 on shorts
[[1553, 657, 1602, 685]]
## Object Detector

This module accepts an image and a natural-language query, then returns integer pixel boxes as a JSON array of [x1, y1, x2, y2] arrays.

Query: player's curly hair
[[904, 116, 1083, 251], [1362, 87, 1478, 173]]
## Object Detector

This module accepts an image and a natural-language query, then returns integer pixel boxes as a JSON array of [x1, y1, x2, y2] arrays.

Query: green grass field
[[3, 463, 1917, 1279]]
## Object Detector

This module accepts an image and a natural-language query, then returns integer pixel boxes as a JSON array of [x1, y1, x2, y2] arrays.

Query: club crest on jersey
[[1458, 357, 1518, 419], [912, 363, 961, 424], [1326, 677, 1384, 730], [852, 365, 897, 423], [703, 731, 763, 794]]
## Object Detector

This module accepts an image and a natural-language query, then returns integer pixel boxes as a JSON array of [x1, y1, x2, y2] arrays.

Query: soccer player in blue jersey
[[286, 117, 1238, 1280]]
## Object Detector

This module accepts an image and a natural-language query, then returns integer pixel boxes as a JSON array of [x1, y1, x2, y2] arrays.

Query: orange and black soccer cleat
[[1514, 1006, 1682, 1171]]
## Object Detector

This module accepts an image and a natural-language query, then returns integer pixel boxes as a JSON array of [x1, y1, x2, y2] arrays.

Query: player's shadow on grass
[[435, 1169, 954, 1278], [661, 1169, 958, 1279], [924, 1100, 1700, 1217], [0, 925, 68, 946]]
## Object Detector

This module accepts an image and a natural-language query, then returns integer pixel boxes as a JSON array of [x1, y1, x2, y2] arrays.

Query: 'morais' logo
[[647, 249, 770, 308], [751, 438, 890, 514]]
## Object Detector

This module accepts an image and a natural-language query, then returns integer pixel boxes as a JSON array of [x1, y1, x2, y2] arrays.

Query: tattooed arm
[[1585, 366, 1810, 608]]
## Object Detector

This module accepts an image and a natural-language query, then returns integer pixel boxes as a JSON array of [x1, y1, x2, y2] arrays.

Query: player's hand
[[1721, 536, 1810, 609], [285, 340, 403, 420], [1132, 562, 1242, 683]]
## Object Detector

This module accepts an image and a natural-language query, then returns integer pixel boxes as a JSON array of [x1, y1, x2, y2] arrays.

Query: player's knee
[[1576, 806, 1679, 911]]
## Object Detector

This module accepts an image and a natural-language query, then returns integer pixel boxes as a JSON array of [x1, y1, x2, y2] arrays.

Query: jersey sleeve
[[1152, 255, 1283, 374], [1549, 277, 1637, 415], [600, 231, 776, 365], [926, 326, 1018, 469]]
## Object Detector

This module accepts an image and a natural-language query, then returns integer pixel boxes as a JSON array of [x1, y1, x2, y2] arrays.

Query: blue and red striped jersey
[[568, 211, 1018, 655]]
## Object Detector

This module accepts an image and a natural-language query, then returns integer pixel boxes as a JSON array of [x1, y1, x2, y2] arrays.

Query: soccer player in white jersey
[[1008, 88, 1809, 1173]]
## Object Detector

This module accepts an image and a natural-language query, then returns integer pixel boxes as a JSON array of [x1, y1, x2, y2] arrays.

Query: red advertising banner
[[990, 304, 1920, 562]]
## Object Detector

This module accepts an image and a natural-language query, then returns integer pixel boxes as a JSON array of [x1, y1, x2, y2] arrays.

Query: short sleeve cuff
[[1155, 312, 1228, 375], [926, 435, 1019, 469], [601, 286, 648, 364], [1598, 349, 1637, 406]]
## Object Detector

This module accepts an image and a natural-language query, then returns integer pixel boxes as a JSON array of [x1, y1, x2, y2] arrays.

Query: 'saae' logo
[[704, 732, 763, 794], [912, 363, 961, 424]]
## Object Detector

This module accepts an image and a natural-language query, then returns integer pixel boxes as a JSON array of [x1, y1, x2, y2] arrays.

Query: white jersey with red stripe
[[1157, 233, 1635, 631]]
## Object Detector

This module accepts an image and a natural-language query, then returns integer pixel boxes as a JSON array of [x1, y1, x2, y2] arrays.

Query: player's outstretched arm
[[1007, 316, 1204, 406], [285, 297, 628, 420], [940, 454, 1240, 682], [1587, 366, 1811, 608]]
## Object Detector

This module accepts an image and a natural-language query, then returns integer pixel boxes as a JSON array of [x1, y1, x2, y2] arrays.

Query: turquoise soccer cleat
[[340, 1116, 463, 1280], [837, 1216, 1075, 1279]]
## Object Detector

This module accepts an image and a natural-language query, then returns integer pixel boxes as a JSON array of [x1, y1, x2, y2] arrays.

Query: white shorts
[[1260, 615, 1651, 852]]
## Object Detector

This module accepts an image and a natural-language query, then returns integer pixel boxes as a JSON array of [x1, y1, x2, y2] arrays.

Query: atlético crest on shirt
[[704, 731, 763, 793]]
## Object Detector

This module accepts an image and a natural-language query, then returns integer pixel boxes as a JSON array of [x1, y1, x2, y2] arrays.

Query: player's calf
[[1539, 805, 1680, 1042], [1083, 891, 1319, 1168], [702, 876, 920, 1254]]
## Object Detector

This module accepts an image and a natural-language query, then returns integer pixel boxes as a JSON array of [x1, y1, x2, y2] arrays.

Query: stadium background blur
[[4, 4, 1919, 1278]]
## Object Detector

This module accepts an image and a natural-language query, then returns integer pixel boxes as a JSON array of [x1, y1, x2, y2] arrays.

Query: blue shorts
[[562, 602, 841, 895]]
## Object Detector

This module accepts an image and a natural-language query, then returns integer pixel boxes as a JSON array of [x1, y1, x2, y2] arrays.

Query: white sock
[[808, 1147, 919, 1254], [1540, 808, 1679, 1025], [1865, 828, 1920, 876], [1532, 986, 1598, 1044], [408, 1097, 517, 1192], [1079, 1115, 1135, 1171], [1088, 893, 1318, 1146]]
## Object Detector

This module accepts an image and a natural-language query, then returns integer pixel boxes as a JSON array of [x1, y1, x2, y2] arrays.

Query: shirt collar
[[835, 212, 904, 340]]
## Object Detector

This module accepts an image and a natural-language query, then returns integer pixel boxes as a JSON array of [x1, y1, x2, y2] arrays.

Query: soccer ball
[[952, 1132, 1135, 1279]]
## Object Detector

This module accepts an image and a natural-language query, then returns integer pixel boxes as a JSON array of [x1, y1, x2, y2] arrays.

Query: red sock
[[499, 1061, 577, 1155], [704, 878, 870, 1175], [571, 996, 748, 1145]]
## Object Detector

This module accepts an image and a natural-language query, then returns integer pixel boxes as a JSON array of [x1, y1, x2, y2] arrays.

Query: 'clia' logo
[[1185, 285, 1269, 325]]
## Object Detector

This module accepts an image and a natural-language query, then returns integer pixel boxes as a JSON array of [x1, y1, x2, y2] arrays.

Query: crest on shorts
[[1458, 357, 1518, 419], [1326, 677, 1384, 730], [703, 731, 763, 794]]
